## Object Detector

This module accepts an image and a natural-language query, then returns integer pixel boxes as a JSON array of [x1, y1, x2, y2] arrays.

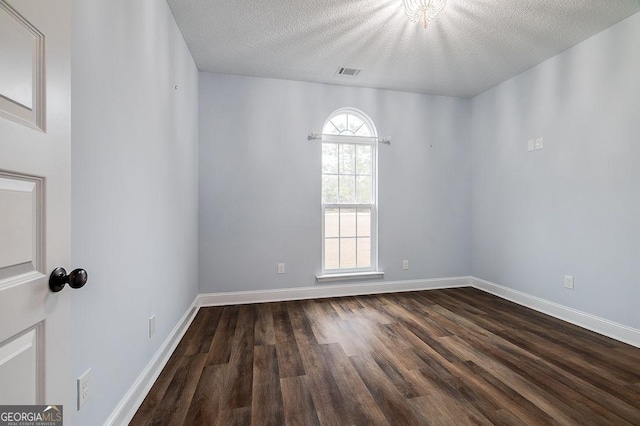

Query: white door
[[0, 0, 73, 414]]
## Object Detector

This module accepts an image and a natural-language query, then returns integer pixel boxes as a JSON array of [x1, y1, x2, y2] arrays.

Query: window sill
[[316, 271, 385, 283]]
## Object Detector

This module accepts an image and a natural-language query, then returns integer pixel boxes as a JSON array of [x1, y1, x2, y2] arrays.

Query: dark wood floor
[[131, 287, 640, 425]]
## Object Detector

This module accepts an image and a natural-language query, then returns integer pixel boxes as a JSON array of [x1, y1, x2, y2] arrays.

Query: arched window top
[[322, 108, 377, 138]]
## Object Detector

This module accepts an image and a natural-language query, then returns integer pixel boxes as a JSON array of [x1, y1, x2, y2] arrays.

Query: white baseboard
[[197, 276, 471, 307], [471, 277, 640, 348], [104, 277, 468, 424], [107, 275, 640, 425], [104, 299, 200, 426], [198, 277, 640, 347]]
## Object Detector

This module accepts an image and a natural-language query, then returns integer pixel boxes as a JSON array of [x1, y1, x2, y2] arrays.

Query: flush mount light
[[403, 0, 446, 29]]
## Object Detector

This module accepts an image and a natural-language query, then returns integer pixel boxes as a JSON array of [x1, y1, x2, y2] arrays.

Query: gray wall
[[199, 73, 471, 293], [470, 12, 640, 329], [71, 0, 199, 424]]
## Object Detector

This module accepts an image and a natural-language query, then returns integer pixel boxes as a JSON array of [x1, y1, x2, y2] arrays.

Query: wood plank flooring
[[131, 287, 640, 425]]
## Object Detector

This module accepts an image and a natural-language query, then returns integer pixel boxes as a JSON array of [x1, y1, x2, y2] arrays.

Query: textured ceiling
[[166, 0, 640, 98]]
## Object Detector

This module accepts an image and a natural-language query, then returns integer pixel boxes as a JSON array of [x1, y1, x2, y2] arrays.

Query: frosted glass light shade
[[404, 0, 447, 28]]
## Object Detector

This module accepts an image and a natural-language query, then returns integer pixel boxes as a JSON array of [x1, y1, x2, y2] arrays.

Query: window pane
[[324, 123, 340, 135], [322, 143, 338, 174], [355, 124, 372, 137], [331, 115, 347, 134], [340, 208, 356, 237], [339, 144, 356, 174], [356, 175, 372, 204], [348, 114, 364, 134], [356, 208, 371, 237], [356, 145, 372, 175], [325, 208, 339, 238], [357, 238, 371, 268], [325, 239, 339, 270], [340, 238, 356, 269], [338, 175, 355, 204], [322, 175, 338, 203]]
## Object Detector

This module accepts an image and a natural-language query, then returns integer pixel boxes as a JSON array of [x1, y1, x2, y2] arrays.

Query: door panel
[[0, 0, 71, 413], [0, 0, 45, 131], [0, 172, 43, 284], [0, 325, 43, 404]]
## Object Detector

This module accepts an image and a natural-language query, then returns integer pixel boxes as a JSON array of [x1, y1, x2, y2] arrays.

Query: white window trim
[[321, 108, 379, 276], [316, 271, 385, 283]]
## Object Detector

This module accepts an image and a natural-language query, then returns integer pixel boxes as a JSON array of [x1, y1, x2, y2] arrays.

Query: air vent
[[336, 67, 361, 77]]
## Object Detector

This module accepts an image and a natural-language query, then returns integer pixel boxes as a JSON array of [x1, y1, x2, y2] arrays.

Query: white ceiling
[[166, 0, 640, 98]]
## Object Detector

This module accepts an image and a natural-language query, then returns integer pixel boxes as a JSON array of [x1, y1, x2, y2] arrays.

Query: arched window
[[321, 108, 378, 273]]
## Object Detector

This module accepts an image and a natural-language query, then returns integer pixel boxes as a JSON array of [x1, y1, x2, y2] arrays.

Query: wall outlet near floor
[[77, 368, 91, 410], [149, 315, 156, 338], [564, 275, 574, 290], [277, 263, 285, 274], [402, 260, 409, 270]]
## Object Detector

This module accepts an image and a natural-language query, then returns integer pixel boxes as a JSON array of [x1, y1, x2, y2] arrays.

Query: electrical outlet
[[149, 315, 156, 338], [77, 369, 91, 410], [564, 275, 574, 290], [402, 260, 409, 270], [277, 263, 285, 274]]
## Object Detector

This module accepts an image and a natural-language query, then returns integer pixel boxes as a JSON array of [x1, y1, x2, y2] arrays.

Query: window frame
[[321, 108, 378, 275]]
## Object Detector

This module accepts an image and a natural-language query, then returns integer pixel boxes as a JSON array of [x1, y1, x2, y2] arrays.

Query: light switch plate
[[527, 139, 535, 152], [535, 137, 544, 150]]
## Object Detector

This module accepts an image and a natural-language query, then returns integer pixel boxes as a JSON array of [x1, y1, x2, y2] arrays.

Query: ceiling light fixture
[[403, 0, 446, 29]]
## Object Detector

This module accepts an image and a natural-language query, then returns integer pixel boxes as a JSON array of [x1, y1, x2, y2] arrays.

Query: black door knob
[[49, 267, 88, 292]]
